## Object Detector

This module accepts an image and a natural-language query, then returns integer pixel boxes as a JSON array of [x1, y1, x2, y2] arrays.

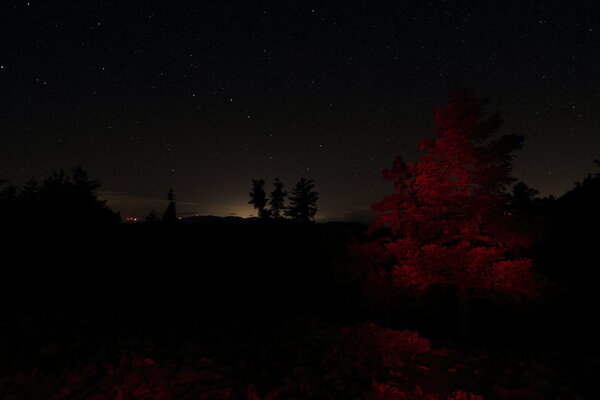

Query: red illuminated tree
[[355, 88, 541, 341]]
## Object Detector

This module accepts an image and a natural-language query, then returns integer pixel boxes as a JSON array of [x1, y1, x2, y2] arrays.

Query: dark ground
[[2, 219, 599, 399]]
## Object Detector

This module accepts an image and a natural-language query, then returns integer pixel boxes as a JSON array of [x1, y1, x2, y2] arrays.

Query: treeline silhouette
[[1, 155, 599, 351], [502, 156, 600, 281], [142, 189, 177, 223], [248, 177, 319, 222], [0, 165, 120, 226], [474, 157, 600, 347], [0, 167, 357, 327]]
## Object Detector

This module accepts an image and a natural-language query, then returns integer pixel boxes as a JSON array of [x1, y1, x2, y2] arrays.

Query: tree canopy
[[162, 188, 178, 223], [269, 177, 287, 218], [0, 165, 120, 225], [248, 179, 270, 219], [285, 178, 319, 223], [356, 88, 540, 298]]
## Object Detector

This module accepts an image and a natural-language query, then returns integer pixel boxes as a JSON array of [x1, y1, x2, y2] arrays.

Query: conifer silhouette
[[146, 209, 159, 223], [1, 166, 120, 224], [248, 179, 270, 219], [506, 181, 542, 219], [163, 188, 177, 223], [269, 177, 287, 218], [285, 178, 319, 223]]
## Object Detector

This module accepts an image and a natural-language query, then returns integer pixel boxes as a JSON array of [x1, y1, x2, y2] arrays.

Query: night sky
[[3, 1, 599, 221]]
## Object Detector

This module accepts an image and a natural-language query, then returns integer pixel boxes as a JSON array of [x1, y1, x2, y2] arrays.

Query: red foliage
[[354, 88, 541, 298], [343, 321, 431, 368], [0, 318, 585, 399]]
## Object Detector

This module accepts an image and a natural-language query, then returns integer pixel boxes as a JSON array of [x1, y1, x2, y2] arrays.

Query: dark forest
[[4, 1, 600, 397], [2, 89, 600, 399]]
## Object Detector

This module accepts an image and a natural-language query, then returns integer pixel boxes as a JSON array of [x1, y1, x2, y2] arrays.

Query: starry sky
[[2, 1, 599, 222]]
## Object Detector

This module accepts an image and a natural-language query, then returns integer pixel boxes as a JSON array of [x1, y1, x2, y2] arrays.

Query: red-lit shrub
[[0, 318, 582, 399]]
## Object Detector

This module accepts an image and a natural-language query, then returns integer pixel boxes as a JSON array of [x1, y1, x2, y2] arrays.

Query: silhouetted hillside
[[531, 173, 600, 280], [5, 219, 367, 322]]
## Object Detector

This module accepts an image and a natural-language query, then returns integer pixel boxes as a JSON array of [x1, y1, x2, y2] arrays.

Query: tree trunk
[[457, 284, 471, 347]]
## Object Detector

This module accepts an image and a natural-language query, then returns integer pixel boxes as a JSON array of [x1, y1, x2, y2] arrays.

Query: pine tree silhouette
[[38, 166, 120, 224], [0, 180, 18, 202], [0, 180, 19, 224], [19, 179, 41, 205], [269, 177, 287, 218], [506, 181, 542, 219], [3, 166, 120, 226], [70, 165, 117, 221], [248, 179, 270, 219], [574, 155, 600, 188], [146, 209, 159, 222], [163, 188, 177, 223], [285, 178, 319, 223]]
